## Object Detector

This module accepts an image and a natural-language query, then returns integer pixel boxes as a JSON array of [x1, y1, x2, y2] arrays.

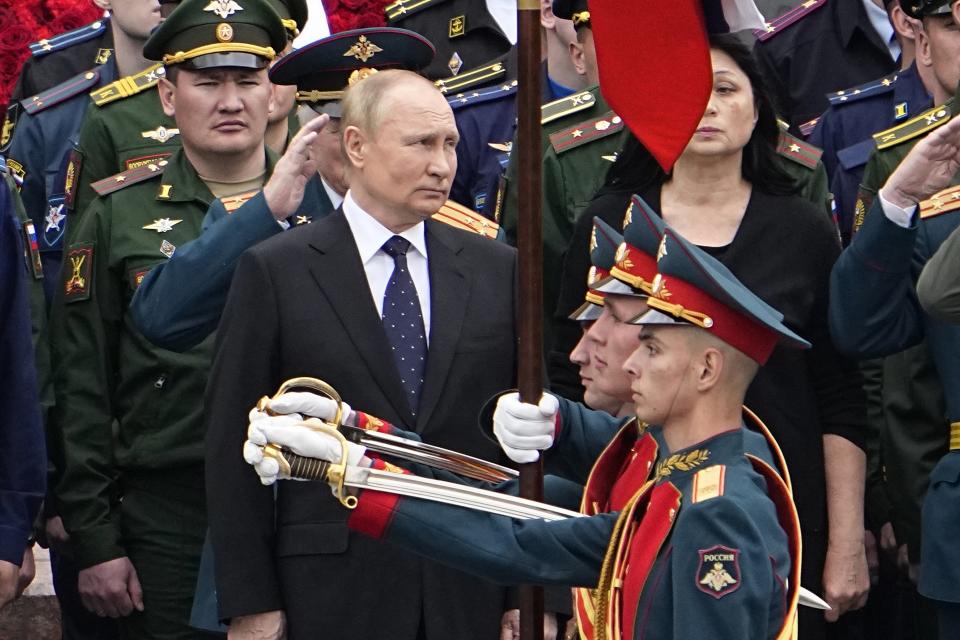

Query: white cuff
[[878, 189, 917, 229], [277, 219, 291, 230]]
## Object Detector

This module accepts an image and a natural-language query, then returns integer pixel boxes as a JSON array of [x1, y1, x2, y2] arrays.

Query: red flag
[[590, 0, 712, 171]]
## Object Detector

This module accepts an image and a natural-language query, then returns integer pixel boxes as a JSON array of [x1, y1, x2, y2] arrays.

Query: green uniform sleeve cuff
[[71, 524, 125, 569]]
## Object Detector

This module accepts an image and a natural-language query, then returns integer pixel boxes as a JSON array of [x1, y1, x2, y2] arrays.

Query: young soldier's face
[[570, 322, 623, 415], [623, 326, 698, 425], [585, 296, 649, 404], [160, 67, 274, 159]]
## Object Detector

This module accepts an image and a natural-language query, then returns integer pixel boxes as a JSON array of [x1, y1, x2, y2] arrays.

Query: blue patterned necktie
[[381, 236, 427, 415]]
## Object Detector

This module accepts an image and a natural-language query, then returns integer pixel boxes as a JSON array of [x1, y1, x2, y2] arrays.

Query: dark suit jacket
[[205, 208, 519, 639]]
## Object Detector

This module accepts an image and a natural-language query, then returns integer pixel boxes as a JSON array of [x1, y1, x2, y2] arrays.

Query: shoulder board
[[541, 90, 596, 125], [873, 103, 952, 150], [384, 0, 448, 22], [827, 72, 898, 107], [29, 18, 108, 58], [431, 200, 500, 239], [776, 132, 822, 169], [549, 111, 624, 154], [920, 185, 960, 219], [798, 117, 820, 138], [91, 159, 168, 197], [753, 0, 827, 42], [435, 60, 507, 95], [20, 69, 101, 115], [448, 80, 517, 110], [90, 64, 166, 107], [837, 137, 876, 171], [691, 465, 727, 504]]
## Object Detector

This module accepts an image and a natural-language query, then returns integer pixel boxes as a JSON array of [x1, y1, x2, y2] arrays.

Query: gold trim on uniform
[[654, 449, 710, 480], [163, 43, 275, 66], [920, 185, 960, 219], [873, 105, 952, 150], [950, 422, 960, 451]]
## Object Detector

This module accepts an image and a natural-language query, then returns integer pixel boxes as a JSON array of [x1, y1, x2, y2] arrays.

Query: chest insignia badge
[[143, 218, 182, 233]]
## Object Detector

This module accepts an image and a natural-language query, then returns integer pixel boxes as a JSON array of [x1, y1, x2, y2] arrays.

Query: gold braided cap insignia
[[344, 35, 383, 62], [572, 10, 590, 26], [349, 67, 379, 86], [204, 0, 243, 19], [654, 449, 710, 479]]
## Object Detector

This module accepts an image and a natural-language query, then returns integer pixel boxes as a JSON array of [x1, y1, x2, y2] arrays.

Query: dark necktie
[[381, 236, 427, 415]]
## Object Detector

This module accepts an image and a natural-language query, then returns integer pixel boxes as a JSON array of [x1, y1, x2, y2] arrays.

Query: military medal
[[143, 218, 182, 233]]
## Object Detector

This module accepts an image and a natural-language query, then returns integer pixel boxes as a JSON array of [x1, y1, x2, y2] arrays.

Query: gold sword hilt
[[256, 377, 346, 427]]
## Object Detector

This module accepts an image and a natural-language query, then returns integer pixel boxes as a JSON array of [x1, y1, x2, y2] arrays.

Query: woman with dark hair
[[550, 34, 869, 640]]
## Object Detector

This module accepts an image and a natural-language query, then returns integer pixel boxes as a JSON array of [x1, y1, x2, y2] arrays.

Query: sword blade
[[797, 587, 830, 610]]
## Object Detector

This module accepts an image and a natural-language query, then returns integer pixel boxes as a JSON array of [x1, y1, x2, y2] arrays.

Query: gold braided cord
[[645, 296, 714, 328], [607, 265, 652, 293], [573, 10, 591, 25], [585, 291, 604, 306], [281, 18, 299, 35], [163, 43, 276, 65], [297, 89, 344, 102]]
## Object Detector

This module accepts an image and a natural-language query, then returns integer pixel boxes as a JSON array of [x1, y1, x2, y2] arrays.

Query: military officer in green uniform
[[830, 3, 960, 637], [49, 1, 292, 636], [243, 223, 807, 640], [67, 0, 308, 226]]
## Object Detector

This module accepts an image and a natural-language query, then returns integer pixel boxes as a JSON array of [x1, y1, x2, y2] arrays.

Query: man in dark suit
[[205, 69, 519, 640]]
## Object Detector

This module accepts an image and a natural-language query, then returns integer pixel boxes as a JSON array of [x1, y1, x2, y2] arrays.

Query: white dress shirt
[[879, 189, 917, 229], [863, 0, 901, 63], [321, 176, 345, 209], [342, 191, 431, 343], [486, 0, 518, 44]]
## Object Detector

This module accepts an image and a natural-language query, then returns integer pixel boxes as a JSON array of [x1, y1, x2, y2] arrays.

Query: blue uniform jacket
[[809, 64, 930, 245], [829, 200, 960, 600], [130, 176, 332, 352], [351, 426, 792, 640], [0, 168, 46, 565], [8, 60, 119, 301]]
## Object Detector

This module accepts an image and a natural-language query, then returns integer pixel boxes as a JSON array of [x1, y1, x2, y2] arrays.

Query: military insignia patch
[[44, 200, 66, 249], [343, 35, 383, 63], [64, 243, 94, 302], [894, 102, 908, 121], [204, 0, 243, 19], [697, 546, 741, 599], [160, 239, 176, 258], [448, 52, 463, 75], [216, 22, 234, 42], [295, 215, 312, 225], [129, 267, 151, 290], [1, 104, 19, 152], [95, 48, 113, 65], [64, 149, 82, 210], [143, 218, 182, 233], [141, 126, 180, 144], [449, 15, 466, 38], [22, 221, 44, 280], [6, 158, 25, 191]]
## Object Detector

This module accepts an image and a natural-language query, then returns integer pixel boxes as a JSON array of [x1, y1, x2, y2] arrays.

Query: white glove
[[492, 392, 559, 464], [265, 391, 352, 425], [243, 411, 366, 485]]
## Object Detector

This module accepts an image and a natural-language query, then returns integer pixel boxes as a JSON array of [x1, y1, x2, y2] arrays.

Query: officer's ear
[[569, 41, 586, 77], [696, 347, 724, 393], [158, 77, 177, 118], [540, 0, 557, 30], [916, 20, 933, 68], [342, 125, 367, 170]]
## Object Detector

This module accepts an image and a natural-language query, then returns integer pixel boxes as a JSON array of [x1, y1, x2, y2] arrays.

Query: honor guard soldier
[[1, 14, 112, 155], [66, 0, 308, 229], [6, 2, 166, 299], [49, 0, 290, 636], [129, 27, 469, 353], [243, 221, 807, 640], [753, 0, 899, 133], [831, 3, 960, 637]]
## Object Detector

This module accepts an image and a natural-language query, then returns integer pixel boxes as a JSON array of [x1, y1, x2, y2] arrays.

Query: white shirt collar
[[320, 175, 345, 209], [341, 190, 428, 264], [862, 0, 900, 62], [485, 0, 518, 44]]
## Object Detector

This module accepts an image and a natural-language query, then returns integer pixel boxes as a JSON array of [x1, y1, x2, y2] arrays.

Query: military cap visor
[[900, 0, 956, 18], [270, 27, 436, 97], [143, 0, 287, 68]]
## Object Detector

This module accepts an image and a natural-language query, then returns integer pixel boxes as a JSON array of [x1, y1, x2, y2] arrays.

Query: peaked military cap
[[266, 0, 308, 40], [630, 228, 810, 364], [901, 0, 955, 18], [595, 195, 666, 297], [553, 0, 590, 28], [143, 0, 286, 70], [570, 218, 623, 322], [270, 27, 435, 117]]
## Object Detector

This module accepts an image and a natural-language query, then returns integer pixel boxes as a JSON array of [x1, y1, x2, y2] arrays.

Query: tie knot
[[382, 235, 411, 259]]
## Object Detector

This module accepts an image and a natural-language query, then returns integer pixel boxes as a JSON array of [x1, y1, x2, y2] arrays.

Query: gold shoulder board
[[90, 63, 166, 107], [691, 465, 726, 504], [432, 200, 500, 239], [91, 158, 168, 196], [873, 104, 952, 150]]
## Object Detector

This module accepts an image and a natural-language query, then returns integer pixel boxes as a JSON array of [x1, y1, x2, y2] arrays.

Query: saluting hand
[[263, 113, 330, 221], [882, 115, 960, 209]]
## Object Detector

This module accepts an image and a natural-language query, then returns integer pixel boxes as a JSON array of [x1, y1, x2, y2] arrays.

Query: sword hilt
[[257, 377, 346, 427]]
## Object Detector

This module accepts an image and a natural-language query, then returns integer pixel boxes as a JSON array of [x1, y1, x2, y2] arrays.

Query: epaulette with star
[[920, 185, 960, 220], [447, 80, 517, 110], [435, 59, 507, 95], [384, 0, 448, 22], [89, 63, 166, 107], [549, 111, 624, 155], [753, 0, 827, 42], [91, 158, 168, 197], [20, 69, 102, 115], [541, 90, 596, 125], [872, 103, 952, 150], [827, 72, 898, 107], [28, 18, 108, 57], [776, 132, 822, 169], [432, 200, 500, 239]]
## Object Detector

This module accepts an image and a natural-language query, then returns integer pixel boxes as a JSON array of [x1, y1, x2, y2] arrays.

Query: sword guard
[[257, 377, 346, 426]]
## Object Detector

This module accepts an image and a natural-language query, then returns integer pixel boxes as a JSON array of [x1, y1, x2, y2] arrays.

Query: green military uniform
[[68, 0, 308, 229], [50, 0, 287, 637]]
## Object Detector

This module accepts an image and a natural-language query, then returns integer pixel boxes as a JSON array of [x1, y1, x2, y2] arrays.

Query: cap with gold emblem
[[569, 218, 623, 322], [594, 195, 667, 297], [552, 0, 590, 29], [269, 27, 435, 117], [143, 0, 287, 70], [900, 0, 956, 18], [629, 228, 810, 364]]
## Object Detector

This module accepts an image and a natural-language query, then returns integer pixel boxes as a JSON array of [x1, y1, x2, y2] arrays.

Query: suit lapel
[[416, 222, 470, 431], [306, 210, 415, 425]]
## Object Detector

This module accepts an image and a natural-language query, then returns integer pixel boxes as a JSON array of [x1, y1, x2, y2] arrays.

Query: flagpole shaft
[[516, 2, 544, 640]]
